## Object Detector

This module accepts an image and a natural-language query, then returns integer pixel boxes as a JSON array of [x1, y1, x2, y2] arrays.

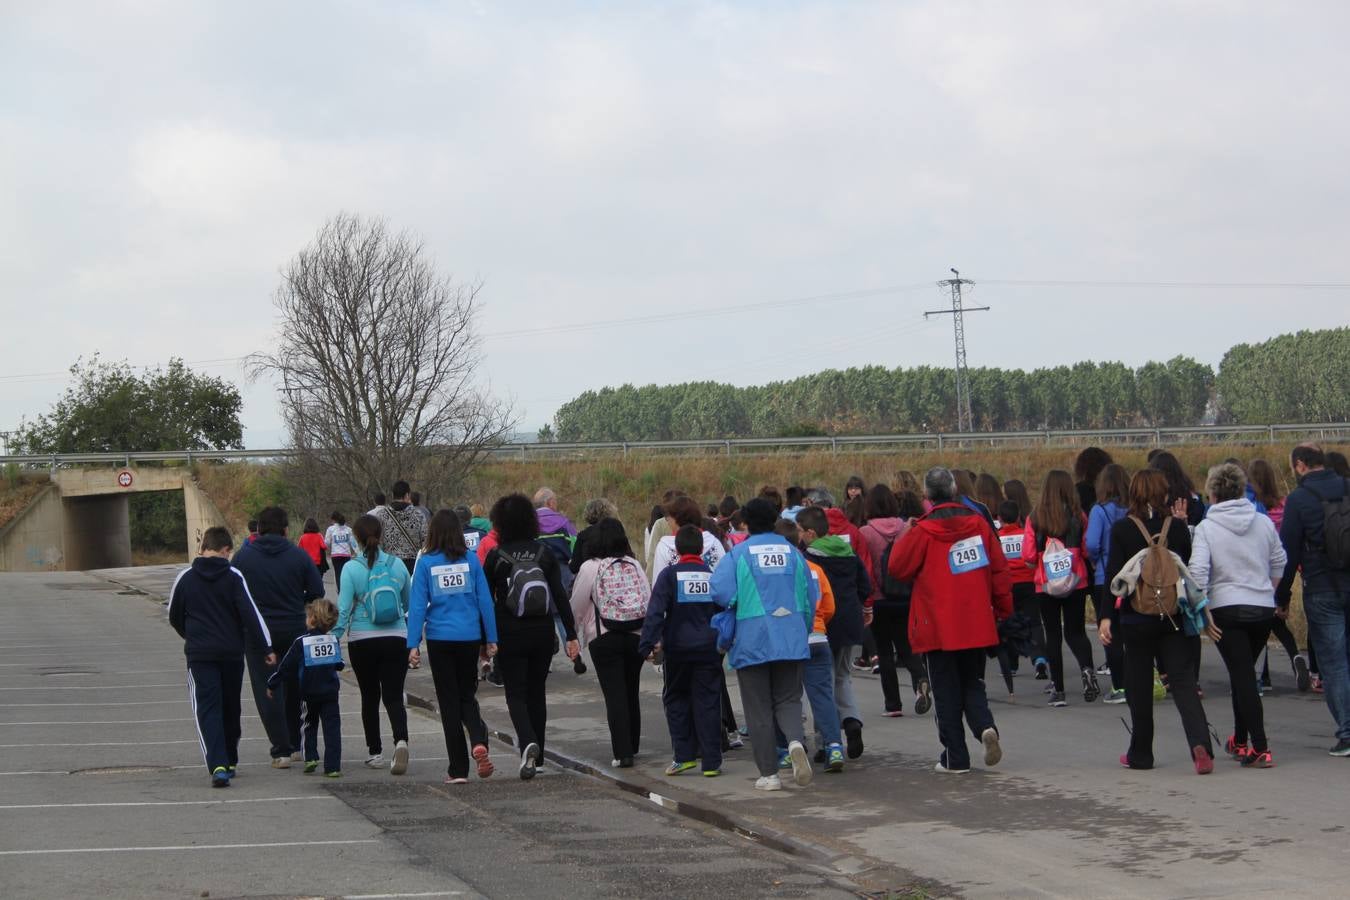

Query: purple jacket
[[536, 507, 577, 537]]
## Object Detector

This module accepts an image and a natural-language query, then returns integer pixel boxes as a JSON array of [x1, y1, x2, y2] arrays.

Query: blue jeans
[[774, 642, 840, 752], [1304, 591, 1350, 741], [806, 641, 842, 747]]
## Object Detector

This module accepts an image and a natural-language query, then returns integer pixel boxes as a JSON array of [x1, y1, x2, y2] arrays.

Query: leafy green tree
[[14, 356, 243, 453]]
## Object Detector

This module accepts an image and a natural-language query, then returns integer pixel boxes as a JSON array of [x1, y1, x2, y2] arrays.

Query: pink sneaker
[[1192, 745, 1214, 775]]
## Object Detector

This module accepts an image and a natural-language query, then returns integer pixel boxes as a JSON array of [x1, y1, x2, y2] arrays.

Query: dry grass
[[130, 548, 189, 566], [0, 474, 51, 532]]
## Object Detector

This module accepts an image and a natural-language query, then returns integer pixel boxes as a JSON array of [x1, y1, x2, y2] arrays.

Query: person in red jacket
[[996, 500, 1049, 681], [888, 467, 1012, 774], [1020, 470, 1099, 708]]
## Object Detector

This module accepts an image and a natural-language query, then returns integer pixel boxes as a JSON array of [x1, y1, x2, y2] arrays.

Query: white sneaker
[[290, 751, 303, 762], [271, 756, 291, 769], [363, 754, 384, 769], [520, 742, 540, 780], [391, 740, 409, 776], [787, 740, 813, 787], [754, 774, 782, 791]]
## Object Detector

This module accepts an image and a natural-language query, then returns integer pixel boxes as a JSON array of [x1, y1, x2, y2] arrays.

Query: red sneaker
[[1192, 745, 1214, 775], [1241, 749, 1274, 769], [1224, 735, 1249, 761], [472, 744, 495, 779]]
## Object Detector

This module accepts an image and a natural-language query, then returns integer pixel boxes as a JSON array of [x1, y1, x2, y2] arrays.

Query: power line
[[980, 279, 1350, 289]]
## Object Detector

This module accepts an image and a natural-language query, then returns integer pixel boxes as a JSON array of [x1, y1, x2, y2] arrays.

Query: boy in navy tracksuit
[[640, 525, 724, 776], [168, 527, 274, 788], [269, 599, 344, 776]]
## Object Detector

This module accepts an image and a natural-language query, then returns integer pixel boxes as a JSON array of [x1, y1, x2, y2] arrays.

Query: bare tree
[[251, 214, 515, 506]]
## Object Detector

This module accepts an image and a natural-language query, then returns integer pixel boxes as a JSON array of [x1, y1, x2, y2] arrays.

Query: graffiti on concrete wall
[[25, 545, 63, 569]]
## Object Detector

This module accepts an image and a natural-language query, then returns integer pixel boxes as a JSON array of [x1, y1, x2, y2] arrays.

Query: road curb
[[400, 681, 877, 886]]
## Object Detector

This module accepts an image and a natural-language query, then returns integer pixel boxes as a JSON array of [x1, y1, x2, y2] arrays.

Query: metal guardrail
[[1, 423, 1346, 468]]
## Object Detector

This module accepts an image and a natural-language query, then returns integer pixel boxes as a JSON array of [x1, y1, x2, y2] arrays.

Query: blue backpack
[[361, 555, 404, 625]]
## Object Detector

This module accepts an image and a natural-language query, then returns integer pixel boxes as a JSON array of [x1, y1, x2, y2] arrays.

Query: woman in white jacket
[[1189, 463, 1287, 769], [570, 518, 651, 769]]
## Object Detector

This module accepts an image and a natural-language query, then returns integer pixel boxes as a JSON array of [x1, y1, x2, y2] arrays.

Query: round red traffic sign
[[116, 470, 134, 488]]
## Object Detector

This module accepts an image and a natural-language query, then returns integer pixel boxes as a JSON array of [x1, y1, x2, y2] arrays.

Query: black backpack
[[1305, 477, 1350, 572], [877, 539, 913, 605], [496, 548, 554, 619]]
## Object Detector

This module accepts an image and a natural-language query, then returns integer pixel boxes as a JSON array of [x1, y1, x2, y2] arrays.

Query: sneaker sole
[[982, 728, 1002, 767], [788, 743, 813, 786], [843, 722, 864, 759], [520, 743, 540, 780], [1193, 746, 1214, 775], [472, 746, 495, 779], [915, 684, 932, 716], [391, 744, 409, 776]]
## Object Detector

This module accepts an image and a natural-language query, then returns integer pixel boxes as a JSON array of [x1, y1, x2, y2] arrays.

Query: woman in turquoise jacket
[[709, 498, 818, 791], [334, 514, 413, 775], [408, 509, 498, 784]]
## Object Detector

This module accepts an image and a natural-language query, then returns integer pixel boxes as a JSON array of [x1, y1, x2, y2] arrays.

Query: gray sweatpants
[[737, 660, 806, 776], [832, 644, 863, 726]]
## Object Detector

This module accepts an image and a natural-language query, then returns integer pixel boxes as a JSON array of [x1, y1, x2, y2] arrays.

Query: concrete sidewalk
[[102, 565, 1350, 898]]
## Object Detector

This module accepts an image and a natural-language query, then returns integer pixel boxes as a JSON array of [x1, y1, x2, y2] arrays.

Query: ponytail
[[353, 514, 383, 568]]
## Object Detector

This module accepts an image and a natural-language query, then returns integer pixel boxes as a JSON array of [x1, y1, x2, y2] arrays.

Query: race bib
[[677, 571, 713, 603], [948, 536, 990, 574], [753, 544, 791, 573], [432, 563, 471, 595], [1000, 534, 1024, 560], [302, 634, 340, 667], [463, 531, 480, 551], [1043, 550, 1073, 579]]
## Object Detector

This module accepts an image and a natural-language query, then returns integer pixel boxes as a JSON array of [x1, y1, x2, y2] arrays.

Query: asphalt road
[[0, 570, 858, 900], [56, 564, 1350, 898]]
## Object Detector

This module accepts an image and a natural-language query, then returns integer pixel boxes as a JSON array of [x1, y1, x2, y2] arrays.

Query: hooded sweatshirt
[[1189, 498, 1287, 611], [231, 534, 325, 633], [806, 535, 871, 650], [536, 507, 578, 538], [859, 517, 908, 602], [887, 503, 1011, 654], [824, 507, 875, 587], [168, 556, 272, 662]]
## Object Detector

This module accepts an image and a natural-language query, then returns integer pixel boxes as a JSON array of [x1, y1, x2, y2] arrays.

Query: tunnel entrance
[[61, 493, 135, 570]]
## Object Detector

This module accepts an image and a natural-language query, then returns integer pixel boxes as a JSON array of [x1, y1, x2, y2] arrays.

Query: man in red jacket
[[889, 467, 1013, 774]]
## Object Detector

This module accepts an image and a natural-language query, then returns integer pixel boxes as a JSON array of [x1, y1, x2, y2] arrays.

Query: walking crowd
[[168, 446, 1350, 791]]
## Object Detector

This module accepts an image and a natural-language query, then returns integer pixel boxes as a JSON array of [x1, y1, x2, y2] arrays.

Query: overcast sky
[[3, 1, 1349, 449]]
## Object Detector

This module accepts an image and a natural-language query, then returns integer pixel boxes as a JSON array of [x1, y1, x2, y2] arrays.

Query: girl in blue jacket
[[408, 509, 498, 784], [1085, 464, 1130, 702]]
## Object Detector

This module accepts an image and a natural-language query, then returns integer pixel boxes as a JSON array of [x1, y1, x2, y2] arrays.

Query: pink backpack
[[594, 559, 649, 633]]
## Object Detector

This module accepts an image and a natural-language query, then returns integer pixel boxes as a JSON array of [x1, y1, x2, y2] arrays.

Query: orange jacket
[[806, 560, 835, 636]]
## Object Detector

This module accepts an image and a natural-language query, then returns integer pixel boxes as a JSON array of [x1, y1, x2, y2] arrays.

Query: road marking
[[0, 755, 455, 776], [0, 684, 184, 690], [0, 731, 444, 748], [0, 839, 380, 856], [347, 893, 466, 899], [0, 796, 338, 810], [1, 711, 389, 725], [0, 701, 189, 707]]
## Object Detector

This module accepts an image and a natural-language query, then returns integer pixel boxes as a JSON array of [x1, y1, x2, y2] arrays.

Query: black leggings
[[1040, 588, 1095, 692], [497, 628, 554, 754], [1122, 618, 1212, 766], [1212, 608, 1274, 752], [871, 604, 927, 712], [348, 636, 409, 755], [589, 630, 645, 760], [1260, 618, 1302, 684], [427, 640, 488, 778]]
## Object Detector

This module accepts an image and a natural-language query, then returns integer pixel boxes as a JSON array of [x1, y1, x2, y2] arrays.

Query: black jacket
[[1105, 513, 1191, 627], [1277, 468, 1349, 603], [485, 540, 578, 644], [808, 550, 872, 650], [639, 560, 720, 662], [168, 557, 272, 662], [232, 534, 325, 632]]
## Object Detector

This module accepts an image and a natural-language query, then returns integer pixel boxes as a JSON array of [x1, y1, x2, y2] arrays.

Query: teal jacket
[[333, 550, 411, 641], [709, 533, 817, 669]]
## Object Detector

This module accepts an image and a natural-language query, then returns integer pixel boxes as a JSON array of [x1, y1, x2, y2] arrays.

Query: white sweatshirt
[[1188, 499, 1287, 610]]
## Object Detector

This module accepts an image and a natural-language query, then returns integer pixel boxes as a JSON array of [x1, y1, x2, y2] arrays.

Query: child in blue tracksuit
[[640, 525, 724, 777], [168, 527, 274, 787], [1085, 465, 1129, 700], [270, 599, 344, 776]]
